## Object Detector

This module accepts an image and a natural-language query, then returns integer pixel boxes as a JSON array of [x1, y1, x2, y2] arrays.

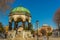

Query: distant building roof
[[42, 24, 48, 27], [53, 29, 59, 32]]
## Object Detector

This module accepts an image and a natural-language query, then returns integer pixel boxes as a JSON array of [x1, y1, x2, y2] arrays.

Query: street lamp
[[36, 20, 39, 40]]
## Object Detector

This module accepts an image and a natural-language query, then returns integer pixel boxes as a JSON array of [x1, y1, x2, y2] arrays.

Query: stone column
[[9, 22, 12, 30], [28, 23, 31, 30], [22, 22, 25, 30], [14, 22, 18, 30], [14, 21, 18, 34], [28, 17, 31, 30]]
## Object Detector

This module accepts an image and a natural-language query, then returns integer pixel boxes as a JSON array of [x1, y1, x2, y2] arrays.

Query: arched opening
[[18, 22, 23, 28]]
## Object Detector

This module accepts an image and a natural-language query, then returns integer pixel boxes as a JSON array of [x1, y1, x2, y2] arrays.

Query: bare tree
[[0, 0, 15, 13], [54, 8, 60, 36]]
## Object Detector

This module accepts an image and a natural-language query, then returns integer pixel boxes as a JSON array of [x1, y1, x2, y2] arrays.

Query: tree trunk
[[58, 23, 60, 36]]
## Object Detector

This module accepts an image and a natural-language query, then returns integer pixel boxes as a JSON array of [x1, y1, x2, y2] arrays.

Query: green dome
[[11, 6, 30, 14]]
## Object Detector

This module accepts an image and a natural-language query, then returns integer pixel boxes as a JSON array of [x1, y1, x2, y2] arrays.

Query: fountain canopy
[[10, 6, 31, 16]]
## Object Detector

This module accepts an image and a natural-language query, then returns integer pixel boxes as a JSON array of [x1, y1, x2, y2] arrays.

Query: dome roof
[[11, 6, 30, 14], [42, 24, 48, 26]]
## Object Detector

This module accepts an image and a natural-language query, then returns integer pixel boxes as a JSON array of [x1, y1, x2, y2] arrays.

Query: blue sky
[[0, 0, 60, 29]]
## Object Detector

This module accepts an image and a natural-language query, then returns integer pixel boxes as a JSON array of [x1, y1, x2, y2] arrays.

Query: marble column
[[9, 22, 12, 30], [28, 23, 31, 30], [22, 22, 25, 30], [14, 22, 18, 30]]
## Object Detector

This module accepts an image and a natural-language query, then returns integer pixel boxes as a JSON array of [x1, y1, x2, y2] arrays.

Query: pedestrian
[[43, 36, 47, 40]]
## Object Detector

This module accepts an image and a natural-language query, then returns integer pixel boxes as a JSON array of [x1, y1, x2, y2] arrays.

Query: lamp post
[[36, 20, 39, 40]]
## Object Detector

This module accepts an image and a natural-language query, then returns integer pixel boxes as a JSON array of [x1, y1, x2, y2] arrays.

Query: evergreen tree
[[0, 22, 4, 32]]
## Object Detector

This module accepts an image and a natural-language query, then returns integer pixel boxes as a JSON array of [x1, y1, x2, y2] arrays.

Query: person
[[5, 32, 8, 38], [43, 36, 47, 40]]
